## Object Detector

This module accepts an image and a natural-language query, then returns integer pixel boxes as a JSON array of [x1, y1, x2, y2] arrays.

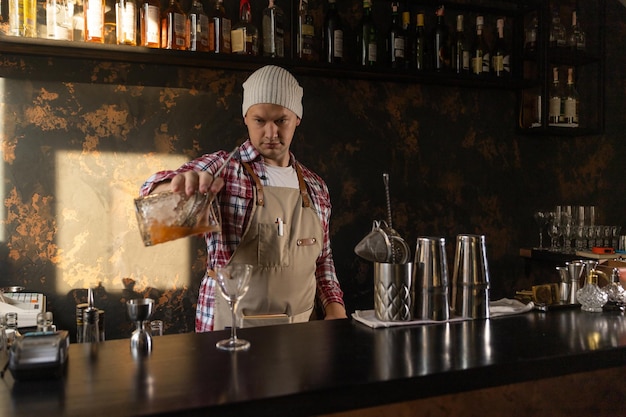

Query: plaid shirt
[[140, 140, 345, 331]]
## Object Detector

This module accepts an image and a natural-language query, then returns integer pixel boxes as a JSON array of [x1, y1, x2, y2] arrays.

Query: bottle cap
[[83, 308, 99, 324]]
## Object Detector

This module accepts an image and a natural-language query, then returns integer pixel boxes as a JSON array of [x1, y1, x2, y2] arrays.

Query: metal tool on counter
[[565, 260, 585, 304], [373, 262, 413, 321], [556, 266, 570, 303], [353, 173, 409, 264], [127, 298, 155, 356], [413, 236, 450, 321], [382, 173, 398, 263], [451, 234, 491, 319], [354, 220, 409, 264]]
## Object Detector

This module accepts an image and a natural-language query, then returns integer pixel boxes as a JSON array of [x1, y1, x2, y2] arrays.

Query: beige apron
[[213, 161, 323, 330]]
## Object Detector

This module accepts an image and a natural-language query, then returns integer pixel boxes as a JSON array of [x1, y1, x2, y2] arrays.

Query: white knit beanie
[[242, 65, 303, 119]]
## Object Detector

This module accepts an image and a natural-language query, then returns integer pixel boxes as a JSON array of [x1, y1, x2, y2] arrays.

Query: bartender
[[140, 65, 347, 331]]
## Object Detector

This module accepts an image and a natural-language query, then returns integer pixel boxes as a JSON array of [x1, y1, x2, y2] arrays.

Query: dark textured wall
[[0, 0, 624, 341]]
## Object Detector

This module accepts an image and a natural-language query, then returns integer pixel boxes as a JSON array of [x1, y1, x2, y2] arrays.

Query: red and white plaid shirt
[[140, 140, 345, 331]]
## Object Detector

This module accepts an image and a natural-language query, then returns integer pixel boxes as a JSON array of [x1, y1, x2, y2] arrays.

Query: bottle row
[[526, 66, 580, 129], [1, 0, 517, 75], [357, 2, 511, 77], [524, 5, 587, 55], [2, 0, 239, 51]]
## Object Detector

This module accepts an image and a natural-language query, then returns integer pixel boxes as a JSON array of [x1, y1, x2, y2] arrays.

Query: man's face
[[244, 103, 301, 167]]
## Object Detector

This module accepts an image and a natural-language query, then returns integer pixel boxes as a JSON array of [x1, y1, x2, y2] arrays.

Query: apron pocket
[[258, 222, 290, 267]]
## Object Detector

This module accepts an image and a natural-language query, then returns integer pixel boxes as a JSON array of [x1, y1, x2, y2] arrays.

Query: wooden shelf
[[0, 35, 527, 89]]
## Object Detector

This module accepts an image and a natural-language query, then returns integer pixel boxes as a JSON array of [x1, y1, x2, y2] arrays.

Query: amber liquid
[[140, 0, 161, 47], [116, 0, 137, 45], [161, 0, 187, 50], [208, 1, 231, 53], [146, 221, 220, 246]]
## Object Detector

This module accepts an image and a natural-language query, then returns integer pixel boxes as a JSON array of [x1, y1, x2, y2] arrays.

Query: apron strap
[[242, 161, 264, 206], [242, 160, 311, 208], [294, 163, 311, 208]]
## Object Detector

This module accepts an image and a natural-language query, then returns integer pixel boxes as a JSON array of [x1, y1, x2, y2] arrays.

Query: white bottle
[[562, 67, 579, 127], [548, 67, 562, 125]]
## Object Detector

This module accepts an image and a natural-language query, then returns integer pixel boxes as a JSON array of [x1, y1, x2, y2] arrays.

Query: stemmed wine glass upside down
[[533, 210, 549, 249]]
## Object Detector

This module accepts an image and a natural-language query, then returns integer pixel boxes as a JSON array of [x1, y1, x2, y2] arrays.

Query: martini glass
[[216, 263, 253, 351]]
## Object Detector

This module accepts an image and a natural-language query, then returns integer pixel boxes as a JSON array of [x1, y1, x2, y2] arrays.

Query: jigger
[[127, 298, 155, 355], [565, 261, 586, 304]]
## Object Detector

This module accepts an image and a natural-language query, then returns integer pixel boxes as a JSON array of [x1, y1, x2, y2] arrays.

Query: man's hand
[[151, 172, 225, 196], [324, 302, 347, 320]]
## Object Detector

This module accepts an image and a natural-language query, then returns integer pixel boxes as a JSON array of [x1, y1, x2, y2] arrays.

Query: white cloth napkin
[[489, 298, 535, 317], [351, 298, 534, 329]]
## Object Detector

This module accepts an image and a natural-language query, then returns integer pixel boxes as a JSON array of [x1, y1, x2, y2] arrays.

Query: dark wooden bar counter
[[1, 309, 625, 417]]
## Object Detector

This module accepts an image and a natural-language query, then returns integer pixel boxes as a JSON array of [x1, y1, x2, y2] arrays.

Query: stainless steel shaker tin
[[451, 234, 490, 319], [413, 237, 450, 321], [374, 262, 413, 321]]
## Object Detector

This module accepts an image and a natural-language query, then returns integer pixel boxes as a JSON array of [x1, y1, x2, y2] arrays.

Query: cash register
[[0, 291, 45, 328]]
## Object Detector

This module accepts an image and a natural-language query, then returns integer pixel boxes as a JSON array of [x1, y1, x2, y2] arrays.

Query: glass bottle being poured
[[82, 288, 100, 343]]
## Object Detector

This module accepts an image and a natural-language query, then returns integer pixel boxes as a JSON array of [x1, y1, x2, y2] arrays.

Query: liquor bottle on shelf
[[452, 14, 469, 75], [530, 85, 542, 128], [358, 0, 376, 67], [549, 67, 563, 126], [567, 10, 586, 52], [297, 0, 315, 61], [491, 18, 509, 78], [432, 5, 449, 71], [471, 16, 489, 76], [262, 0, 285, 58], [323, 0, 343, 64], [562, 67, 579, 127], [524, 12, 538, 55], [23, 0, 36, 37], [401, 10, 411, 70], [161, 0, 186, 50], [104, 0, 116, 43], [208, 0, 231, 54], [413, 11, 427, 71], [8, 0, 22, 36], [140, 0, 160, 47], [46, 0, 75, 40], [188, 0, 210, 52], [549, 5, 566, 49], [0, 0, 7, 35], [387, 2, 405, 69], [231, 0, 258, 55], [84, 0, 106, 42], [115, 0, 137, 45]]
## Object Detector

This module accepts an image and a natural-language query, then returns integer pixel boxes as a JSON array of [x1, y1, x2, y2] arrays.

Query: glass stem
[[230, 301, 237, 341]]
